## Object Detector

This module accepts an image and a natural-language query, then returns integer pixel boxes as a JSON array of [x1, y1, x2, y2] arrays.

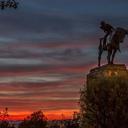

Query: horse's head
[[116, 27, 128, 43]]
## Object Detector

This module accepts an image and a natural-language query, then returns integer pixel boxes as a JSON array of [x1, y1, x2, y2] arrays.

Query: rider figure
[[100, 21, 114, 50]]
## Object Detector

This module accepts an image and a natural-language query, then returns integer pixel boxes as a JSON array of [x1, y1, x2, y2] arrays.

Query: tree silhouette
[[80, 76, 128, 128], [0, 108, 9, 121], [0, 108, 15, 128], [18, 110, 47, 128]]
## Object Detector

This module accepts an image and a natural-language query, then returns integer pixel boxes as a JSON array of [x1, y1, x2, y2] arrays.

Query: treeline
[[0, 109, 47, 128], [0, 109, 80, 128]]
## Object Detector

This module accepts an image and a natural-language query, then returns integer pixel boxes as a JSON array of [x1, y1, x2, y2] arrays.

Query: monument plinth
[[87, 64, 128, 84]]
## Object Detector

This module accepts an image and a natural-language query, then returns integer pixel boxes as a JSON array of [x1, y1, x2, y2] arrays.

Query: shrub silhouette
[[0, 121, 11, 128]]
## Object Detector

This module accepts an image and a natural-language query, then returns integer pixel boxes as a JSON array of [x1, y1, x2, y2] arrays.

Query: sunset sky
[[0, 0, 128, 120]]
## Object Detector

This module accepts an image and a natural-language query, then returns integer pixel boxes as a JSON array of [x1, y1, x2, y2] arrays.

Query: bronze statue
[[100, 21, 114, 50], [98, 22, 128, 67]]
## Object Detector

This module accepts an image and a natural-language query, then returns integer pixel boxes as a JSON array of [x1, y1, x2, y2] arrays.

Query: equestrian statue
[[98, 21, 128, 67]]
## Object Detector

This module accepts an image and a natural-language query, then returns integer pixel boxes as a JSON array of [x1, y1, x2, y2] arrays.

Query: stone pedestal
[[87, 64, 128, 85]]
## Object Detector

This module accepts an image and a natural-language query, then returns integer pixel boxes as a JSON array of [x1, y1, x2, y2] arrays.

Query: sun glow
[[8, 109, 79, 120]]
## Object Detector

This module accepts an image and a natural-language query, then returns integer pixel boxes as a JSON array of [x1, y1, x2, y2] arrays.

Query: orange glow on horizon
[[8, 109, 79, 120]]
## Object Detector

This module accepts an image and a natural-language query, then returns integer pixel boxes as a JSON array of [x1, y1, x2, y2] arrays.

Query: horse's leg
[[107, 49, 112, 64], [98, 48, 103, 67], [111, 49, 117, 64], [98, 38, 103, 67]]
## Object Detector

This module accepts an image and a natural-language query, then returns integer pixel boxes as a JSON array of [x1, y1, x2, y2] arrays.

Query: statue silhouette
[[98, 22, 128, 67], [100, 21, 114, 50]]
